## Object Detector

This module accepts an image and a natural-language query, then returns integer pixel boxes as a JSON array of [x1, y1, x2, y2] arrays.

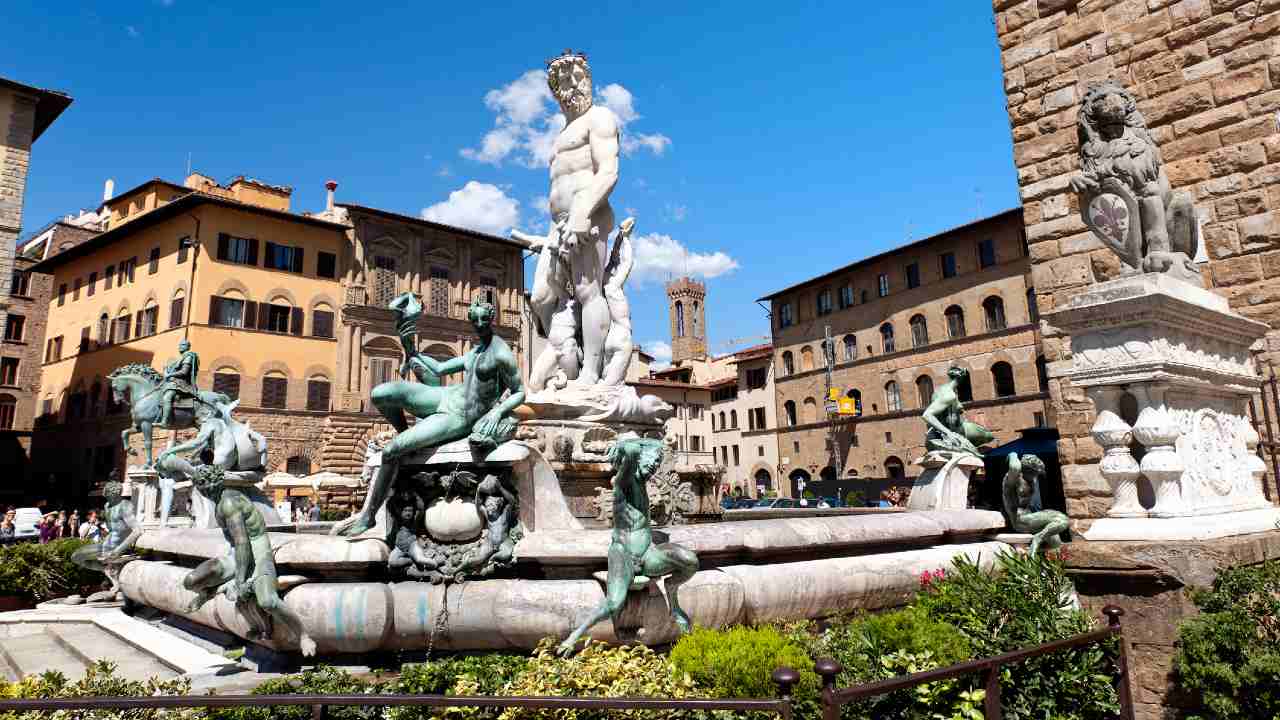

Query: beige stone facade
[[666, 277, 707, 364], [991, 0, 1280, 525], [707, 345, 781, 498], [761, 209, 1049, 499]]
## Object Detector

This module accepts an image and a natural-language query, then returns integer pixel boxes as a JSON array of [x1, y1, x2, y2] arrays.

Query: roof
[[756, 207, 1023, 301], [629, 378, 710, 392], [28, 192, 348, 273], [338, 202, 528, 252], [706, 377, 737, 389], [728, 343, 773, 363], [104, 178, 192, 205], [0, 77, 72, 142]]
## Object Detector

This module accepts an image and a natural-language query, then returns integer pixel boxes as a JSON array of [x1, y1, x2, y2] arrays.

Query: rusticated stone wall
[[992, 0, 1280, 526]]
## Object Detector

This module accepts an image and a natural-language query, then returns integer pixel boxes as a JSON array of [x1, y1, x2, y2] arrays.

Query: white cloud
[[629, 233, 739, 286], [462, 71, 669, 167], [421, 181, 520, 236], [125, 25, 141, 38], [642, 340, 672, 369]]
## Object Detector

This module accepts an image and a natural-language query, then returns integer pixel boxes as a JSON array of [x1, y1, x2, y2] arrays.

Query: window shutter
[[257, 303, 270, 330], [170, 298, 184, 329], [217, 234, 229, 260], [247, 239, 259, 266], [292, 247, 304, 274], [307, 380, 330, 411], [243, 301, 257, 329], [264, 242, 277, 269], [135, 311, 143, 337], [208, 296, 220, 325], [290, 307, 304, 336]]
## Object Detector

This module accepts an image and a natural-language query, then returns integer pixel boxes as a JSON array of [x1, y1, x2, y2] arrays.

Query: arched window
[[212, 368, 241, 400], [675, 301, 685, 338], [114, 309, 132, 342], [719, 411, 726, 430], [0, 394, 15, 430], [286, 455, 312, 476], [782, 351, 794, 376], [910, 314, 929, 348], [692, 301, 701, 338], [1036, 355, 1049, 392], [885, 380, 902, 412], [802, 397, 818, 423], [306, 374, 331, 411], [984, 296, 1006, 332], [916, 375, 934, 407], [261, 371, 288, 409], [169, 289, 186, 330], [711, 413, 717, 431], [730, 409, 738, 429], [846, 388, 862, 415], [880, 323, 895, 353], [991, 361, 1016, 397], [884, 456, 906, 481], [89, 380, 102, 417], [1026, 287, 1039, 323], [372, 255, 398, 307], [311, 302, 335, 339], [842, 334, 856, 362], [784, 400, 797, 426], [800, 345, 814, 371], [945, 305, 966, 339], [97, 313, 110, 346]]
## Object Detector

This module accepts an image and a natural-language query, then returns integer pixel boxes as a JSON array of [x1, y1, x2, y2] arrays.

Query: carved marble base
[[1083, 507, 1280, 541], [127, 468, 192, 529], [907, 452, 983, 511], [1048, 273, 1276, 533], [525, 383, 673, 425]]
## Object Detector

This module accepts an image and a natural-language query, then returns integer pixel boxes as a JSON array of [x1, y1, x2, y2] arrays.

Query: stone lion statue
[[1070, 80, 1199, 281]]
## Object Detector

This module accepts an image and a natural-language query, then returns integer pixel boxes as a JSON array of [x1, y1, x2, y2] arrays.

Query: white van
[[11, 508, 42, 540]]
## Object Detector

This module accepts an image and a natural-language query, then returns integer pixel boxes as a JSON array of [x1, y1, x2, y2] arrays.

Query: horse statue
[[107, 362, 229, 468]]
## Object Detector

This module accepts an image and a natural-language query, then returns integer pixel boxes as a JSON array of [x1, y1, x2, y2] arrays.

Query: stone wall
[[0, 90, 37, 359], [992, 0, 1280, 525]]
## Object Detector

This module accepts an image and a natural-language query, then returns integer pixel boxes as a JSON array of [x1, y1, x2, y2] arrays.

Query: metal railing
[[0, 668, 802, 719], [813, 605, 1133, 720]]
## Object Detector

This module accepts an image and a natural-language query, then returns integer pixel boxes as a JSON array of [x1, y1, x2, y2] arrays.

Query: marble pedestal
[[127, 468, 193, 529], [907, 452, 983, 511], [1046, 273, 1280, 540]]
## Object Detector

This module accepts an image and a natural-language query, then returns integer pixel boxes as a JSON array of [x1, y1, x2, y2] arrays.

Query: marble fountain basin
[[120, 509, 1010, 656]]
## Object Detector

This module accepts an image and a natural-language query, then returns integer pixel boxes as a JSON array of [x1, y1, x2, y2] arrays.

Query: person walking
[[38, 514, 57, 543], [308, 501, 320, 522], [68, 510, 80, 540], [1, 510, 15, 541]]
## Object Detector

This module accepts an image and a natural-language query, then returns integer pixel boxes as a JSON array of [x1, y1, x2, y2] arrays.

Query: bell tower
[[666, 277, 706, 363]]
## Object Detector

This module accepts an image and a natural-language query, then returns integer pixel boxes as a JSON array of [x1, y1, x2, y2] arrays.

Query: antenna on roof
[[974, 186, 983, 215], [186, 152, 192, 177]]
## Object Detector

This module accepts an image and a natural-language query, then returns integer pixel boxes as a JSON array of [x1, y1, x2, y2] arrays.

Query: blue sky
[[4, 1, 1019, 366]]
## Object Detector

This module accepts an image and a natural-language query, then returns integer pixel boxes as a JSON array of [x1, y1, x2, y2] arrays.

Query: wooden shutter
[[135, 311, 144, 337], [313, 310, 333, 338], [217, 234, 229, 260], [208, 296, 221, 325], [264, 242, 277, 269], [261, 376, 287, 409], [306, 380, 330, 411], [256, 303, 270, 330], [292, 247, 304, 274], [170, 298, 184, 329], [247, 239, 259, 266], [243, 301, 257, 330], [213, 372, 240, 400], [290, 307, 304, 336]]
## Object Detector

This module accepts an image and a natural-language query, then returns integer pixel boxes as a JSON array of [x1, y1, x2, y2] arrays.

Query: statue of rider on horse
[[159, 339, 200, 428], [108, 338, 221, 469]]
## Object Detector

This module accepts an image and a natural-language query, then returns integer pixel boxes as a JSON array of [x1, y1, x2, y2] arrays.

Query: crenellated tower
[[666, 277, 706, 363]]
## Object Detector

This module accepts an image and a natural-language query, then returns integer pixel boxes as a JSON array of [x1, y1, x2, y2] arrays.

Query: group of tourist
[[293, 501, 322, 524], [0, 505, 109, 543]]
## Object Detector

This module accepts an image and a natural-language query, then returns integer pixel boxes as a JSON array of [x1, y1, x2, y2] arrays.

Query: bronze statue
[[923, 367, 994, 457], [158, 339, 200, 427], [1002, 454, 1069, 556], [71, 475, 141, 603]]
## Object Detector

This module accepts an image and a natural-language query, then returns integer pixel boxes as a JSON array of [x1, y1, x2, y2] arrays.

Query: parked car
[[733, 497, 756, 509], [12, 508, 42, 541], [750, 498, 799, 510]]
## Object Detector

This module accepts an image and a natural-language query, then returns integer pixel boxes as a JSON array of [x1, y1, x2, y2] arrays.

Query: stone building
[[666, 277, 707, 363], [760, 208, 1049, 500], [25, 173, 526, 504], [707, 343, 781, 499]]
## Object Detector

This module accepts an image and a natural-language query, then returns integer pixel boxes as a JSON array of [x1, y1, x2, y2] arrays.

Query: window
[[0, 395, 14, 430], [978, 238, 996, 269], [880, 323, 895, 353], [690, 436, 703, 452], [1034, 411, 1046, 427], [148, 247, 161, 274], [57, 283, 66, 306], [945, 305, 966, 339], [265, 304, 291, 333], [885, 431, 893, 443], [712, 413, 718, 431], [371, 357, 397, 388], [87, 271, 97, 297], [984, 296, 1007, 332], [730, 409, 739, 429], [317, 251, 337, 279], [839, 285, 854, 309], [4, 315, 24, 342], [916, 375, 934, 407], [860, 289, 868, 303], [372, 256, 397, 307], [802, 397, 818, 423], [140, 305, 159, 337], [261, 375, 288, 409], [1036, 355, 1049, 391], [105, 265, 115, 290], [170, 293, 185, 329], [79, 326, 90, 352], [89, 382, 101, 416], [842, 334, 856, 362], [427, 266, 450, 316], [217, 234, 258, 265], [1027, 287, 1039, 322], [784, 400, 797, 426], [209, 296, 247, 328], [98, 314, 110, 345], [906, 262, 920, 289], [0, 358, 17, 385], [957, 372, 973, 402], [10, 271, 30, 297], [675, 300, 685, 337], [877, 273, 889, 297], [885, 457, 906, 481], [885, 380, 902, 412], [992, 361, 1016, 397], [177, 236, 192, 264], [732, 446, 740, 466], [477, 276, 499, 313], [746, 367, 767, 390], [264, 242, 304, 273], [940, 252, 957, 279], [750, 407, 766, 430], [758, 446, 765, 457], [122, 257, 136, 283], [782, 351, 794, 376], [45, 335, 63, 362], [213, 370, 241, 400], [800, 345, 814, 371], [307, 377, 331, 411], [313, 309, 335, 338], [910, 314, 929, 348], [816, 289, 833, 316], [286, 456, 312, 476], [115, 313, 131, 342], [846, 388, 862, 415], [779, 302, 794, 328]]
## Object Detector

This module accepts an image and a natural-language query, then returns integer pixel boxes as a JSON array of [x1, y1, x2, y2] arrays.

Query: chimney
[[325, 180, 338, 212], [103, 178, 115, 202]]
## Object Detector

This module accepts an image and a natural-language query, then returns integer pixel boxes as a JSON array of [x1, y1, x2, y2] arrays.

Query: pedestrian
[[308, 501, 320, 522], [68, 510, 80, 539], [55, 511, 68, 538], [38, 514, 57, 543], [1, 510, 15, 541], [79, 511, 100, 541]]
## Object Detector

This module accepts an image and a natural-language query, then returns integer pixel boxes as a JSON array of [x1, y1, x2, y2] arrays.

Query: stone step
[[46, 623, 179, 681], [1, 629, 86, 680]]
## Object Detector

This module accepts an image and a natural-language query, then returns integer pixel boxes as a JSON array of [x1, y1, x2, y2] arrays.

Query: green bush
[[497, 639, 699, 720], [390, 653, 529, 719], [319, 509, 348, 522], [912, 551, 1119, 720], [1174, 558, 1280, 720], [207, 666, 386, 720], [669, 624, 818, 715], [0, 538, 101, 603], [0, 659, 196, 720], [844, 491, 865, 508]]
